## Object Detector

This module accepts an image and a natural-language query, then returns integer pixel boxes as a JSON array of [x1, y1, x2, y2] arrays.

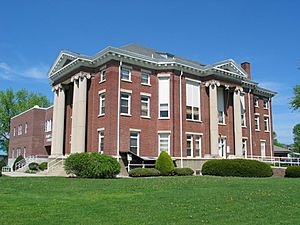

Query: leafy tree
[[0, 88, 50, 152], [293, 124, 300, 153], [290, 85, 300, 110]]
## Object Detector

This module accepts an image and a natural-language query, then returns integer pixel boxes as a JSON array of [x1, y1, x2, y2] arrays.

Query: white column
[[206, 80, 220, 157], [71, 80, 79, 153], [233, 87, 243, 157], [51, 85, 65, 156]]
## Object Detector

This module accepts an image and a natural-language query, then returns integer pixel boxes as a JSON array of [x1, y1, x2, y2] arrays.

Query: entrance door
[[260, 141, 266, 158], [218, 137, 226, 158]]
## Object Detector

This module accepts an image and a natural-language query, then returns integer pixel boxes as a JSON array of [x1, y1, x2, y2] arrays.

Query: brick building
[[9, 44, 276, 170]]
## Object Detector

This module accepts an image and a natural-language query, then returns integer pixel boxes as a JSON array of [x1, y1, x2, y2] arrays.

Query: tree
[[293, 124, 300, 153], [0, 88, 50, 152], [290, 85, 300, 110]]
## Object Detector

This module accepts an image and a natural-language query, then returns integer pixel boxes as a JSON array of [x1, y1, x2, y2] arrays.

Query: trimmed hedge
[[64, 152, 120, 178], [28, 162, 39, 171], [174, 167, 194, 176], [13, 155, 24, 171], [0, 159, 6, 170], [129, 168, 161, 177], [155, 151, 174, 176], [202, 159, 273, 177], [285, 166, 300, 178], [39, 162, 48, 171]]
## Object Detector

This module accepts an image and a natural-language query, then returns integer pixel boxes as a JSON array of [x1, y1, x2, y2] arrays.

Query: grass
[[0, 176, 299, 225]]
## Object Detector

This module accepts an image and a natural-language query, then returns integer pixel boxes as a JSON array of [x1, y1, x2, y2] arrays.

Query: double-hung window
[[99, 92, 105, 116], [255, 115, 260, 131], [264, 116, 269, 132], [100, 66, 106, 82], [240, 95, 246, 127], [141, 70, 150, 85], [121, 66, 131, 81], [141, 95, 150, 117], [98, 129, 104, 154], [242, 138, 247, 158], [217, 87, 225, 124], [263, 100, 268, 109], [186, 80, 200, 121], [13, 127, 16, 136], [195, 135, 202, 157], [186, 134, 202, 157], [254, 97, 259, 108], [18, 125, 22, 135], [186, 135, 193, 157], [158, 77, 170, 118], [130, 131, 139, 155], [120, 92, 131, 115], [158, 133, 170, 155]]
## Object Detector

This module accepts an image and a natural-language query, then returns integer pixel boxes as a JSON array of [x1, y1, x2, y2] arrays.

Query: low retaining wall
[[175, 159, 209, 174]]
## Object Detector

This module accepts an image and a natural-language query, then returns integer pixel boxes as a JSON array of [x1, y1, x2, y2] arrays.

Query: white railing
[[47, 156, 65, 173], [15, 158, 26, 170], [2, 166, 11, 172], [251, 155, 300, 167]]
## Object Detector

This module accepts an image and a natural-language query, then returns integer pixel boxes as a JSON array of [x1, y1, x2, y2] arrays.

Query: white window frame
[[242, 138, 247, 158], [217, 87, 225, 124], [195, 135, 202, 158], [141, 69, 151, 85], [158, 77, 170, 119], [263, 100, 268, 109], [264, 116, 270, 132], [254, 114, 260, 131], [23, 147, 26, 158], [98, 128, 104, 154], [260, 140, 266, 157], [24, 123, 28, 134], [140, 94, 150, 118], [186, 134, 193, 157], [120, 92, 131, 116], [18, 125, 22, 135], [158, 132, 170, 155], [186, 79, 201, 122], [254, 97, 259, 108], [218, 137, 226, 158], [99, 92, 105, 116], [121, 66, 132, 82], [13, 127, 16, 137], [100, 66, 106, 83], [130, 131, 140, 155]]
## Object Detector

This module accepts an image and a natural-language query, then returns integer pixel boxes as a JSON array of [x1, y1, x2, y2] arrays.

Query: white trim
[[254, 112, 260, 115], [141, 68, 151, 73], [120, 88, 132, 94], [121, 64, 132, 69], [140, 115, 151, 119], [98, 89, 106, 95], [157, 73, 171, 78], [158, 132, 171, 156], [157, 130, 171, 133], [185, 132, 203, 136], [97, 127, 105, 131], [263, 114, 269, 117], [120, 92, 131, 115], [130, 130, 140, 156], [140, 92, 151, 97], [117, 61, 122, 160], [185, 77, 201, 83], [140, 95, 150, 117], [179, 71, 183, 167], [129, 128, 141, 132]]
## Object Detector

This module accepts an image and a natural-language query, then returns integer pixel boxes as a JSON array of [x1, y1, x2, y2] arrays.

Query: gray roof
[[274, 145, 291, 153]]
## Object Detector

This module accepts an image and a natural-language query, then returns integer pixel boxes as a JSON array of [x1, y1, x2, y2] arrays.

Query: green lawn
[[0, 176, 299, 225]]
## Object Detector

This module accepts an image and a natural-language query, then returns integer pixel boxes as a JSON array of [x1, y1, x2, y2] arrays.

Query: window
[[254, 97, 259, 108], [218, 137, 226, 158], [141, 95, 150, 117], [12, 149, 15, 158], [141, 70, 150, 85], [195, 135, 202, 157], [13, 127, 16, 137], [186, 135, 193, 157], [130, 132, 139, 155], [260, 141, 266, 157], [120, 92, 131, 115], [263, 100, 268, 109], [158, 77, 170, 118], [186, 80, 200, 121], [23, 147, 26, 158], [255, 115, 260, 131], [240, 95, 246, 127], [264, 117, 269, 132], [99, 93, 105, 115], [159, 133, 170, 154], [98, 129, 104, 153], [18, 125, 22, 135], [121, 66, 131, 81], [24, 123, 28, 134], [242, 139, 247, 158], [100, 67, 106, 82], [45, 120, 52, 132], [217, 87, 225, 124]]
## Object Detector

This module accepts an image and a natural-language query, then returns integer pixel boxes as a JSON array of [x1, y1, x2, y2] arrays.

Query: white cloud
[[0, 62, 49, 81]]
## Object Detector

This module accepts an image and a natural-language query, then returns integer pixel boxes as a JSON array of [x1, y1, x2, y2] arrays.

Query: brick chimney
[[241, 62, 251, 80]]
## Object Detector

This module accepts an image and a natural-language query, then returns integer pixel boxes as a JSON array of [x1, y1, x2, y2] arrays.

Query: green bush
[[129, 168, 161, 177], [39, 162, 48, 171], [174, 167, 194, 176], [155, 151, 174, 176], [202, 159, 273, 177], [285, 166, 300, 178], [0, 159, 6, 170], [64, 152, 120, 178], [28, 162, 39, 171], [13, 155, 25, 171]]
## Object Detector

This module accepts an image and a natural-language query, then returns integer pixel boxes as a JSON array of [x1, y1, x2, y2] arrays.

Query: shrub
[[0, 159, 6, 170], [155, 151, 174, 176], [13, 155, 25, 171], [64, 152, 120, 178], [202, 159, 273, 177], [174, 167, 194, 176], [28, 162, 39, 171], [39, 162, 48, 171], [285, 166, 300, 178], [129, 168, 161, 177]]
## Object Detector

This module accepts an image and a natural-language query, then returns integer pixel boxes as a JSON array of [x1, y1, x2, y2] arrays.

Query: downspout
[[179, 71, 183, 168], [247, 90, 253, 158], [117, 61, 122, 161], [268, 99, 273, 159]]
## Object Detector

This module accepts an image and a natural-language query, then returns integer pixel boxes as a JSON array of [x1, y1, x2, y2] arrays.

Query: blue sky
[[0, 0, 299, 144]]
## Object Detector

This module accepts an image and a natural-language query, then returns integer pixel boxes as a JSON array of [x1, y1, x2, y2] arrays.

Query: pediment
[[211, 60, 248, 78], [48, 51, 77, 76]]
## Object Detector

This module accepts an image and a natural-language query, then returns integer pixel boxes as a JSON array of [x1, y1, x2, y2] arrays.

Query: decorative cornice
[[71, 72, 91, 82]]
